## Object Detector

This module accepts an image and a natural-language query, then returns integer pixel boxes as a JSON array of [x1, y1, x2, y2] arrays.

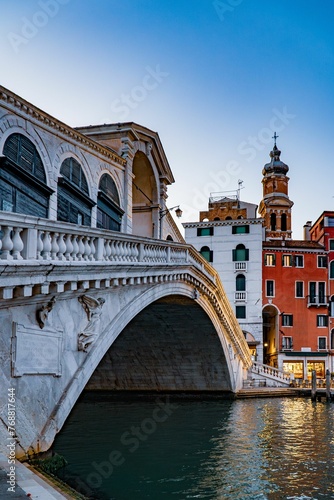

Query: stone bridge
[[0, 213, 252, 458]]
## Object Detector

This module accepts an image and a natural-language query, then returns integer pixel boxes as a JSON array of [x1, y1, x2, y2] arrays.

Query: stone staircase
[[243, 361, 292, 389]]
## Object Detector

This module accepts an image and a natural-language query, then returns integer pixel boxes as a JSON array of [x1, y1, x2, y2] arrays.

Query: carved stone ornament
[[78, 295, 105, 352], [36, 296, 56, 329]]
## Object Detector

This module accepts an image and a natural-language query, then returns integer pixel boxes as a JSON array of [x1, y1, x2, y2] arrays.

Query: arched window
[[330, 261, 334, 279], [57, 157, 94, 226], [236, 274, 246, 291], [166, 235, 173, 241], [330, 297, 334, 317], [237, 215, 244, 219], [232, 244, 249, 261], [281, 213, 287, 231], [200, 246, 213, 262], [214, 217, 220, 221], [225, 216, 232, 220], [270, 213, 276, 231], [97, 174, 124, 231], [1, 133, 52, 217]]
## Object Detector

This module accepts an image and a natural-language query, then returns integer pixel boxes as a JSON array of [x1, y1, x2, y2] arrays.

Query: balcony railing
[[235, 291, 247, 302], [306, 295, 328, 307], [234, 261, 247, 272]]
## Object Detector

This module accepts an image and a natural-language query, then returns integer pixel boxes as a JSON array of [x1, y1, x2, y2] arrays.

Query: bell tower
[[258, 133, 293, 240]]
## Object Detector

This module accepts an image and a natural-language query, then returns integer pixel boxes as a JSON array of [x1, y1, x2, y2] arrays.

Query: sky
[[1, 0, 334, 239]]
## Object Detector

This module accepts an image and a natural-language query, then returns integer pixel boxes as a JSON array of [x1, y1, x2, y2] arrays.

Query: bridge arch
[[39, 281, 238, 453]]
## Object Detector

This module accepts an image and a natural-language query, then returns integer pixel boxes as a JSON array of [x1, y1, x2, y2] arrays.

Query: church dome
[[262, 144, 289, 175]]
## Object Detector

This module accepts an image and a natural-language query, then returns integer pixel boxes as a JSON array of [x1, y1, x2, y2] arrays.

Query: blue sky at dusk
[[1, 0, 334, 238]]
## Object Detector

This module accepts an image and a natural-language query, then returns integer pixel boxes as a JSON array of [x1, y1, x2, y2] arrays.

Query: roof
[[263, 240, 325, 251]]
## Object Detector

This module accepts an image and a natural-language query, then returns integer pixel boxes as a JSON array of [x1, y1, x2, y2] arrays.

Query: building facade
[[183, 195, 264, 362], [260, 142, 332, 382]]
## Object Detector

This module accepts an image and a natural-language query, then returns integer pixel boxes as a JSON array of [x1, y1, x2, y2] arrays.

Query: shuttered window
[[57, 158, 93, 226], [1, 133, 51, 217], [97, 174, 123, 231]]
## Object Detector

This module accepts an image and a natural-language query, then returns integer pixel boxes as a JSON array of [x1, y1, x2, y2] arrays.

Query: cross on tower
[[272, 132, 279, 146]]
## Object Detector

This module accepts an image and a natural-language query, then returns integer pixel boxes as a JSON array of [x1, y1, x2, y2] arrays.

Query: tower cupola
[[258, 133, 293, 241]]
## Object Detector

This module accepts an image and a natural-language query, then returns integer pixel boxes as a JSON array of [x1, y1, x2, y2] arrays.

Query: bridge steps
[[236, 387, 298, 398]]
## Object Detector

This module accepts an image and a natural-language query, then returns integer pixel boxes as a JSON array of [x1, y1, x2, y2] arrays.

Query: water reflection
[[53, 394, 334, 499]]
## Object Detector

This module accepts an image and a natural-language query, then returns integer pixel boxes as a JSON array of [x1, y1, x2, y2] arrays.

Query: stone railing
[[0, 213, 214, 276], [252, 362, 292, 383]]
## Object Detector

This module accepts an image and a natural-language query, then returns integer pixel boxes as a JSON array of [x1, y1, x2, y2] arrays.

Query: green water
[[52, 393, 334, 499]]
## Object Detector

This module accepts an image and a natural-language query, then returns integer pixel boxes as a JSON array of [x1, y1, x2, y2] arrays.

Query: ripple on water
[[52, 395, 334, 500]]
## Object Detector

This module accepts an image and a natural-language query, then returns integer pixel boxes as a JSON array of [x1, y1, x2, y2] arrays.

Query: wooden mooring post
[[326, 368, 331, 402], [311, 370, 316, 402]]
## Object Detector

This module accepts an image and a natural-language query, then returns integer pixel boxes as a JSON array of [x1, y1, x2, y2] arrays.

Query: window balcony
[[307, 295, 328, 307], [234, 291, 247, 302], [234, 261, 247, 272]]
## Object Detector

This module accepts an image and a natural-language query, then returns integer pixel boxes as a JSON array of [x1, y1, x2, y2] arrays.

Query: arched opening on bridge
[[132, 151, 158, 238], [86, 295, 232, 392], [262, 305, 279, 367]]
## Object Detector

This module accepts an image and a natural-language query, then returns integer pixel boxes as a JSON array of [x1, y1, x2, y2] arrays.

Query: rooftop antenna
[[237, 179, 244, 208]]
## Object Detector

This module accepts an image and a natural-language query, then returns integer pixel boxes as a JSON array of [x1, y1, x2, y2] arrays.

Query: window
[[282, 314, 293, 327], [1, 133, 51, 218], [57, 157, 93, 226], [200, 246, 213, 262], [266, 280, 275, 297], [197, 227, 213, 236], [236, 274, 246, 291], [295, 281, 304, 298], [282, 336, 293, 349], [330, 298, 334, 317], [330, 261, 334, 279], [318, 255, 327, 268], [317, 315, 328, 327], [318, 337, 327, 350], [330, 240, 334, 250], [309, 282, 326, 305], [264, 254, 275, 266], [232, 244, 249, 262], [328, 218, 334, 227], [282, 254, 293, 267], [232, 225, 249, 234], [331, 329, 334, 349], [236, 305, 246, 319], [97, 174, 123, 231], [270, 213, 276, 231], [281, 213, 287, 231], [294, 255, 304, 267]]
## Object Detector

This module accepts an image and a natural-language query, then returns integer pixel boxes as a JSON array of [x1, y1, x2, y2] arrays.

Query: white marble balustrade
[[0, 214, 210, 274]]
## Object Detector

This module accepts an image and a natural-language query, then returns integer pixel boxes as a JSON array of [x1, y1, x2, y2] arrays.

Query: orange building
[[261, 139, 330, 382]]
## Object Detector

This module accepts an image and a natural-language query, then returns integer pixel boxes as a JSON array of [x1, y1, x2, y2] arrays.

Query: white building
[[183, 195, 264, 361]]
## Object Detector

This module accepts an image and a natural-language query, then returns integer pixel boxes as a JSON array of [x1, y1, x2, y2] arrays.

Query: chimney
[[303, 221, 312, 241]]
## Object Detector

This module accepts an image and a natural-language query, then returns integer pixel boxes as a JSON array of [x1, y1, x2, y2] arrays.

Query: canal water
[[52, 392, 334, 499]]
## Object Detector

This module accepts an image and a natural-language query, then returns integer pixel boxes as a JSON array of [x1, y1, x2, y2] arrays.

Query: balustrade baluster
[[109, 240, 117, 261], [77, 235, 85, 261], [37, 230, 44, 260], [51, 232, 59, 260], [71, 236, 79, 260], [83, 236, 91, 261], [41, 231, 52, 260], [64, 234, 74, 261], [12, 227, 24, 260], [89, 237, 96, 261], [1, 226, 14, 260], [57, 233, 66, 260]]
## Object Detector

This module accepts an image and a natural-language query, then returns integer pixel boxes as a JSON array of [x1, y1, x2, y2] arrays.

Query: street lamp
[[159, 205, 182, 239], [159, 205, 183, 220]]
